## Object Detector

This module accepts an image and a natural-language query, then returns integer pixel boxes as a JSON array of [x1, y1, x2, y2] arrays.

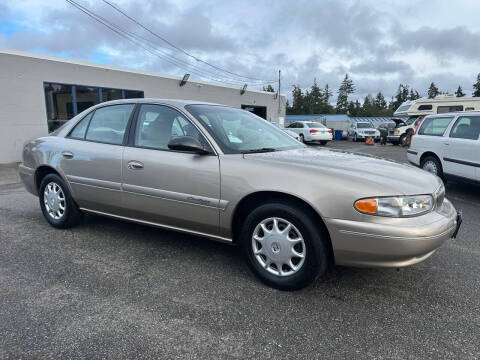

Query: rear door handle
[[62, 151, 74, 159], [127, 160, 144, 170], [444, 142, 450, 146]]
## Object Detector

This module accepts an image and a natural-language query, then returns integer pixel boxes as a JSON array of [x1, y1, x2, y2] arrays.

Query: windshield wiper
[[242, 148, 277, 154]]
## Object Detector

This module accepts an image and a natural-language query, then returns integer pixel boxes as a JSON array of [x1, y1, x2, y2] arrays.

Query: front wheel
[[39, 173, 82, 229], [240, 201, 330, 291]]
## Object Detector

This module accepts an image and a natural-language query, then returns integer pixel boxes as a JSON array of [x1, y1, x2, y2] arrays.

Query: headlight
[[354, 195, 433, 217], [395, 129, 401, 134]]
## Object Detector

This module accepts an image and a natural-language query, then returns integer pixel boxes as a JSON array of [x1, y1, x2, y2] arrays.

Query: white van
[[407, 112, 480, 184]]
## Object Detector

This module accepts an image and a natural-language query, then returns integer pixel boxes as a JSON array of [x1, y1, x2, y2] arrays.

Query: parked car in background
[[347, 121, 380, 142], [286, 121, 333, 144], [19, 99, 461, 291], [388, 117, 424, 146], [408, 111, 480, 184], [272, 122, 300, 141]]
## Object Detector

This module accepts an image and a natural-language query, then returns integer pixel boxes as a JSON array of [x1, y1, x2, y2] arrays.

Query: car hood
[[243, 147, 441, 196]]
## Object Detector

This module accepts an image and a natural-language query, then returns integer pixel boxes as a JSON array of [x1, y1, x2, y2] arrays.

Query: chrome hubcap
[[43, 182, 66, 220], [423, 161, 438, 175], [251, 217, 306, 277]]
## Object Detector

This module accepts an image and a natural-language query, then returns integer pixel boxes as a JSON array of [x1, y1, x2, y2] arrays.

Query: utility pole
[[278, 69, 281, 115]]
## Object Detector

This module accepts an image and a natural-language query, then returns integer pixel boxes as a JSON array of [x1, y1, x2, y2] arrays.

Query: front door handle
[[127, 160, 144, 170], [62, 151, 74, 159]]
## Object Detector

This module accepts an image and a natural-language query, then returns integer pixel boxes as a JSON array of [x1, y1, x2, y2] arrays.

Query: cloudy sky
[[1, 0, 480, 102]]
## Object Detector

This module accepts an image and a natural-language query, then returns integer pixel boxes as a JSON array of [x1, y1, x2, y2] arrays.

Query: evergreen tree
[[262, 84, 275, 93], [473, 74, 480, 97], [427, 82, 440, 99], [307, 78, 324, 114], [374, 92, 387, 110], [347, 100, 361, 117], [455, 86, 466, 97], [290, 85, 304, 115], [323, 84, 332, 103], [408, 89, 420, 100], [392, 84, 409, 111], [336, 74, 355, 113]]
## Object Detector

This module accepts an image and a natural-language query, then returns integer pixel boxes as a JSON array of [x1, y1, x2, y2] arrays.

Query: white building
[[0, 49, 285, 163]]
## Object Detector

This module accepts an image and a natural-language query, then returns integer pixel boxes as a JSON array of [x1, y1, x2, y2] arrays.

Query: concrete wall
[[0, 49, 285, 163]]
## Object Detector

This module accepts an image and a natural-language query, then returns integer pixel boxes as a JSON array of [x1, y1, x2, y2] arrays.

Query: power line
[[101, 0, 276, 83], [66, 0, 275, 86]]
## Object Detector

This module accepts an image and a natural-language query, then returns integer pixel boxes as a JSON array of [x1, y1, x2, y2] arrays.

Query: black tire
[[400, 133, 410, 147], [420, 155, 444, 180], [299, 134, 304, 143], [39, 173, 82, 229], [240, 201, 330, 291], [320, 141, 328, 145], [352, 133, 357, 142]]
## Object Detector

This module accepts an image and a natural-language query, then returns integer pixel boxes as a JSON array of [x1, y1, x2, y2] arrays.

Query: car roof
[[92, 98, 227, 108], [424, 110, 480, 118]]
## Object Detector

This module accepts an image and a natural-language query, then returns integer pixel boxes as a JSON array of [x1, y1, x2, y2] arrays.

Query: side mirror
[[168, 136, 210, 154]]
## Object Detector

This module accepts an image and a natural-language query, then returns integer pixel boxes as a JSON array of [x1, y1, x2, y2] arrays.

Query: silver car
[[19, 99, 462, 290], [348, 121, 380, 142]]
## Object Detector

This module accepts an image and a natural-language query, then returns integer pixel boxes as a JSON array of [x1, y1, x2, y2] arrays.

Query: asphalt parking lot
[[1, 142, 479, 359]]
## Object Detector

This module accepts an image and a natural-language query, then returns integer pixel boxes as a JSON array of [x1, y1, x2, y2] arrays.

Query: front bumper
[[19, 164, 37, 195], [387, 135, 401, 142], [325, 198, 460, 267], [357, 134, 380, 139]]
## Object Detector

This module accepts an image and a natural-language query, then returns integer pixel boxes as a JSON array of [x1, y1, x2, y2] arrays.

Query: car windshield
[[405, 116, 418, 125], [357, 122, 373, 128], [185, 105, 304, 154], [305, 122, 326, 128]]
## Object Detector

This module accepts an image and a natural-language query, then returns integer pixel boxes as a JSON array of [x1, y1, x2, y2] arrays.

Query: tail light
[[328, 129, 333, 134], [310, 129, 319, 134]]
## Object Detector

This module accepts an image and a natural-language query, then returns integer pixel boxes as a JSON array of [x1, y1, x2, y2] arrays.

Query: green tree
[[336, 74, 355, 113], [408, 89, 420, 100], [262, 84, 275, 93], [305, 78, 324, 114], [347, 100, 361, 117], [359, 94, 376, 117], [391, 84, 410, 111], [289, 85, 305, 114], [455, 86, 466, 97], [323, 84, 333, 103], [473, 74, 480, 97], [375, 92, 387, 110], [427, 82, 440, 99]]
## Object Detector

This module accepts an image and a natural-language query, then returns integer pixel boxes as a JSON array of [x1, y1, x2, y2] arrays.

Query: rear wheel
[[299, 134, 304, 143], [240, 201, 330, 291], [320, 140, 328, 145], [39, 173, 82, 229], [421, 155, 443, 180]]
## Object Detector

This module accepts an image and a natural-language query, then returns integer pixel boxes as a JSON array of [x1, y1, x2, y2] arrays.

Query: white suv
[[408, 112, 480, 183]]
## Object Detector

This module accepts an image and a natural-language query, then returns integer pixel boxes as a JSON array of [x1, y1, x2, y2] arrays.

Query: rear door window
[[85, 104, 135, 145], [418, 116, 454, 136], [449, 116, 480, 140]]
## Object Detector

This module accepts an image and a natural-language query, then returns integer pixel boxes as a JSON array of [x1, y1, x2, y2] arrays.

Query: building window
[[44, 83, 74, 133], [125, 90, 144, 99], [76, 85, 100, 114], [43, 82, 144, 132], [102, 88, 123, 102]]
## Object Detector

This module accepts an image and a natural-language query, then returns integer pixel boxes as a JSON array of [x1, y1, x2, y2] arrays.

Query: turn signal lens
[[354, 195, 433, 217], [354, 199, 378, 214]]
